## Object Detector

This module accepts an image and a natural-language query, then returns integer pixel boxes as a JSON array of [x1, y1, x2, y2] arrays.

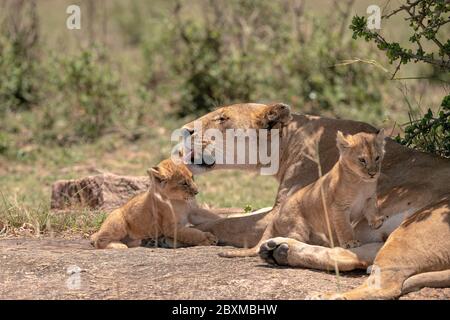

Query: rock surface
[[51, 173, 150, 211], [0, 238, 448, 300]]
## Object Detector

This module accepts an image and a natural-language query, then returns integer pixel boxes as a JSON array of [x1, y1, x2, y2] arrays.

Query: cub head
[[147, 159, 199, 201], [181, 102, 292, 173], [336, 129, 386, 181]]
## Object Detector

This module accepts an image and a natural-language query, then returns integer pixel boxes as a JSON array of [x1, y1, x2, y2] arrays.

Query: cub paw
[[343, 240, 361, 249], [105, 242, 128, 249], [200, 232, 218, 246], [368, 216, 387, 229]]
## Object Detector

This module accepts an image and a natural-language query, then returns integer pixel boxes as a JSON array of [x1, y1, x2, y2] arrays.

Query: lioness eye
[[215, 115, 228, 122], [375, 156, 380, 161], [359, 158, 366, 164]]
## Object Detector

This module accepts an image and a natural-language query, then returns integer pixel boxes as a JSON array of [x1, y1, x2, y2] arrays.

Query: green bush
[[279, 17, 385, 120], [351, 0, 450, 157], [171, 22, 254, 117], [0, 2, 41, 112], [395, 95, 450, 158], [141, 1, 386, 120], [47, 49, 127, 142]]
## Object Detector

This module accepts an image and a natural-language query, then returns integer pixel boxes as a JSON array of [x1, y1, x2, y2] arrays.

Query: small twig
[[391, 61, 402, 80]]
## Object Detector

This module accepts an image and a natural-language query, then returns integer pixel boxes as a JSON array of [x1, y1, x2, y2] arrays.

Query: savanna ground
[[0, 0, 449, 299]]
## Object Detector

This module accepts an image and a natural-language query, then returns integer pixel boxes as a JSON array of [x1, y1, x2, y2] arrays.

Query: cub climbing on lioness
[[221, 129, 387, 257], [91, 159, 219, 249], [330, 129, 387, 247]]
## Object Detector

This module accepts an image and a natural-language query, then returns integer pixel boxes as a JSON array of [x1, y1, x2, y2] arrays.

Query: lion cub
[[91, 159, 219, 249], [220, 129, 387, 258], [325, 129, 387, 248]]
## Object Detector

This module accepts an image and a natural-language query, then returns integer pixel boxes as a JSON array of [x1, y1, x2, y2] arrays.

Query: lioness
[[220, 129, 387, 257], [91, 159, 219, 249], [179, 102, 450, 299]]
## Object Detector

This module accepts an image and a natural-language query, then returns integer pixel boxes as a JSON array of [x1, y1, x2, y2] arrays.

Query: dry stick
[[149, 173, 178, 248], [301, 135, 342, 292], [148, 174, 160, 248], [314, 143, 341, 292]]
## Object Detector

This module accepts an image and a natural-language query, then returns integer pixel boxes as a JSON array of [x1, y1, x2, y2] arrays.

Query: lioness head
[[180, 103, 292, 174], [148, 159, 198, 201], [336, 129, 386, 181]]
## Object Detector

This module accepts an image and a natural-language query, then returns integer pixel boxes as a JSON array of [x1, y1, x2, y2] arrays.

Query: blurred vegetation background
[[0, 0, 448, 235]]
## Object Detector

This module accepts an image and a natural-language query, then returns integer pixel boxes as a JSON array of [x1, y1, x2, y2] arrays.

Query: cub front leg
[[364, 197, 387, 230], [332, 208, 360, 249], [164, 224, 218, 247]]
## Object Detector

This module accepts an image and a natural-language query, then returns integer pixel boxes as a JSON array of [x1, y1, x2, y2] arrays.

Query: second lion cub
[[220, 129, 387, 257], [91, 159, 219, 249], [328, 129, 387, 248]]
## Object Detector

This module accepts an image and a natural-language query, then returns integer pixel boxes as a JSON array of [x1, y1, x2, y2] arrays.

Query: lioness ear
[[376, 128, 385, 143], [376, 128, 386, 150], [261, 103, 292, 129], [336, 131, 351, 151]]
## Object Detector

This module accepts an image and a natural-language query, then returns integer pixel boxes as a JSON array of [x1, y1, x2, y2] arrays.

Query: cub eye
[[375, 156, 380, 161], [358, 158, 366, 164]]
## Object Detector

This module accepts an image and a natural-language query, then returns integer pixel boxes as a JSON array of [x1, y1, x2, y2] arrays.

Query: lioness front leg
[[188, 208, 223, 226], [259, 237, 379, 271]]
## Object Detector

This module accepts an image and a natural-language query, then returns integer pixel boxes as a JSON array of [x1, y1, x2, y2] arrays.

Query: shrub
[[141, 1, 386, 120], [351, 0, 450, 157], [48, 49, 127, 142], [395, 95, 450, 158], [0, 1, 41, 112]]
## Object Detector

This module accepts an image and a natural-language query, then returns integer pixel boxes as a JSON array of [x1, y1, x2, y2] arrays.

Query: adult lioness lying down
[[180, 102, 450, 299]]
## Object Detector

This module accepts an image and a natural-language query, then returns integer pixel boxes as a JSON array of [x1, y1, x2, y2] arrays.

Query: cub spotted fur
[[91, 159, 219, 249], [220, 129, 386, 257]]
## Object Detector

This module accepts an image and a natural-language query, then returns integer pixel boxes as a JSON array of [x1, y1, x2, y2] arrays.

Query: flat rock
[[0, 238, 448, 300], [51, 173, 150, 211]]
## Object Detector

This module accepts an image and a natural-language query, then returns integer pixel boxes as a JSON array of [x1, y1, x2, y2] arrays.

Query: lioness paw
[[343, 240, 361, 249], [259, 237, 292, 266]]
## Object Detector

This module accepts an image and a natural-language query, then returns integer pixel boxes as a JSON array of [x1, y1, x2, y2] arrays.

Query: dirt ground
[[0, 238, 449, 300]]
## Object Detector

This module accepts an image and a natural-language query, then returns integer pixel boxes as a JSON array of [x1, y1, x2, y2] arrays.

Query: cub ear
[[147, 167, 166, 184], [336, 131, 351, 151], [261, 103, 292, 129]]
